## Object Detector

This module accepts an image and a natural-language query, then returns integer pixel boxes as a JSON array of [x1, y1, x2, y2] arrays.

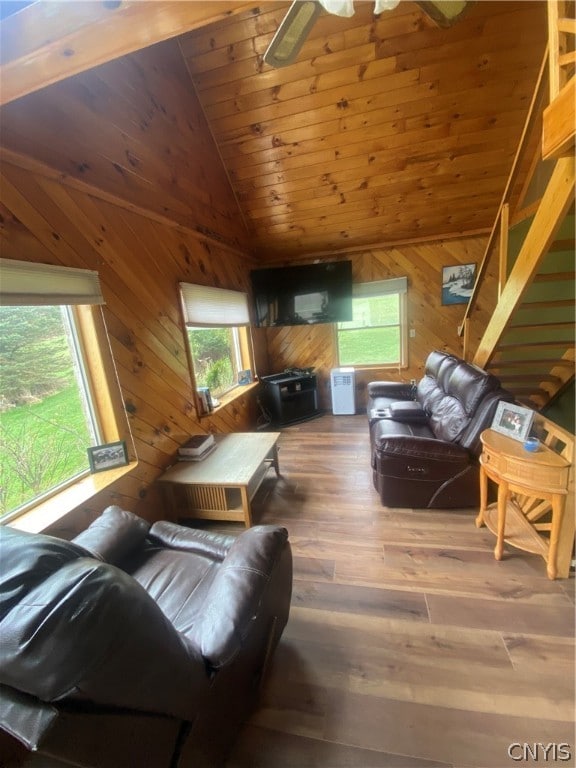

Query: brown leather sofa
[[0, 506, 292, 767], [368, 350, 514, 509]]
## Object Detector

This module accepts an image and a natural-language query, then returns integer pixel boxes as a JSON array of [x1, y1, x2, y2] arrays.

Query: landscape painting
[[441, 263, 477, 305]]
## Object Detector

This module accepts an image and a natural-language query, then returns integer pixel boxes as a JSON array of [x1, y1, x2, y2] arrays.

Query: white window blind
[[0, 258, 105, 306], [353, 277, 407, 298], [180, 283, 250, 327]]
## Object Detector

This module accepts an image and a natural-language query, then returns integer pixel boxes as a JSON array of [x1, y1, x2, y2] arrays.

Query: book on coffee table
[[178, 434, 215, 457], [177, 444, 217, 462]]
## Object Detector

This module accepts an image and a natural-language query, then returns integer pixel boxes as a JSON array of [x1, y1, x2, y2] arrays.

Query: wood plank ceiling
[[179, 0, 547, 261]]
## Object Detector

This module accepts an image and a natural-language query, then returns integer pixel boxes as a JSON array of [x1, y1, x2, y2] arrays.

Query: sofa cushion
[[72, 505, 150, 564], [371, 417, 435, 451], [416, 355, 459, 415]]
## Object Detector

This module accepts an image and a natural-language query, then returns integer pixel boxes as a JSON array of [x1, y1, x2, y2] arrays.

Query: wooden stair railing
[[459, 14, 575, 411], [543, 0, 576, 160]]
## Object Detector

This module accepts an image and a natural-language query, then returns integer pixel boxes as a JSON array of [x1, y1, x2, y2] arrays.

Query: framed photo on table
[[490, 401, 534, 443]]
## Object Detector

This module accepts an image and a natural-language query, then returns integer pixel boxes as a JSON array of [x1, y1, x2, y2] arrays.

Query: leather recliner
[[0, 506, 293, 767], [368, 350, 515, 509]]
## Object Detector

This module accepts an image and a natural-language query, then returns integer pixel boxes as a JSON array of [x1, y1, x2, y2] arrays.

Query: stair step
[[518, 299, 574, 309], [487, 358, 575, 368], [497, 339, 574, 349], [548, 238, 575, 251], [498, 373, 562, 383], [507, 321, 574, 332], [533, 271, 575, 282]]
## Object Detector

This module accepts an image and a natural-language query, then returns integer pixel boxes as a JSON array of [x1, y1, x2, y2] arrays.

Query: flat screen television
[[250, 260, 353, 327]]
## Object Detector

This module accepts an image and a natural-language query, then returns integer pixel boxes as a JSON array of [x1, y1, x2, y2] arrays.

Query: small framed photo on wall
[[441, 263, 477, 305]]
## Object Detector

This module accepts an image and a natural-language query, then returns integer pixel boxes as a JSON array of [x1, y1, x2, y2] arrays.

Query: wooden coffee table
[[158, 432, 281, 527]]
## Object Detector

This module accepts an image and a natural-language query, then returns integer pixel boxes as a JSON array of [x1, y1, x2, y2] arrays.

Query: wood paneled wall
[[0, 40, 256, 535], [0, 38, 249, 252], [262, 236, 498, 410]]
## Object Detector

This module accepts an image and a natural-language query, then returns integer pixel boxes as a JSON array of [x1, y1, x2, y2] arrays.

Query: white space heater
[[330, 367, 356, 415]]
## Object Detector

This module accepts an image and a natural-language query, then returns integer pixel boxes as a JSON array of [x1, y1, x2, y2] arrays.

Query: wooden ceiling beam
[[0, 0, 254, 107]]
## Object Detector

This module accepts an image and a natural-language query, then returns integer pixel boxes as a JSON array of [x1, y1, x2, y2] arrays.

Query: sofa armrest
[[188, 525, 291, 669], [367, 381, 414, 400], [148, 521, 235, 562], [72, 506, 150, 564]]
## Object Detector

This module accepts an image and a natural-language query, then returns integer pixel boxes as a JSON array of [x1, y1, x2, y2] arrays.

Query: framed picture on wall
[[441, 263, 477, 305], [490, 401, 535, 443]]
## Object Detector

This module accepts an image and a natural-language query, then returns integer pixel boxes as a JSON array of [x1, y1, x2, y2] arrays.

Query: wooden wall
[[262, 235, 498, 410], [0, 39, 256, 535]]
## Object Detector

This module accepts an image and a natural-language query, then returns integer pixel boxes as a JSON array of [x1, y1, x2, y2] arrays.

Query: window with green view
[[186, 326, 241, 399], [337, 280, 407, 367], [0, 305, 100, 519]]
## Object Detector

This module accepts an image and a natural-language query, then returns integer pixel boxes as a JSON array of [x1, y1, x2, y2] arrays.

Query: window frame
[[179, 283, 254, 413], [336, 279, 408, 369], [0, 258, 135, 531]]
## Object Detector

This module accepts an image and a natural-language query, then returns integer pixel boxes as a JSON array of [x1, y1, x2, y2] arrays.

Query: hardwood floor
[[9, 414, 575, 768], [223, 414, 575, 768]]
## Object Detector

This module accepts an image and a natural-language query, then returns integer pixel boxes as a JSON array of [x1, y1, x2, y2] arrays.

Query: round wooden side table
[[475, 428, 571, 579]]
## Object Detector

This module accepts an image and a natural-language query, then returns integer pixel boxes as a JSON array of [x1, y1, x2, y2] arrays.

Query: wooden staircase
[[460, 3, 575, 411]]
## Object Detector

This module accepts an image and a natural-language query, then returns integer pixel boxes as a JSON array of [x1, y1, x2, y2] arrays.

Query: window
[[0, 305, 100, 518], [337, 277, 408, 367], [0, 258, 129, 525], [186, 326, 242, 399], [179, 283, 252, 403]]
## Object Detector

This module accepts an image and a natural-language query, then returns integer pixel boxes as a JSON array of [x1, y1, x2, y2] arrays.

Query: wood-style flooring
[[222, 414, 575, 768], [9, 414, 576, 768]]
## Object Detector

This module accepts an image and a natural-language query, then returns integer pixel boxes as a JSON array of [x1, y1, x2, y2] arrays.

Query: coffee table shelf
[[158, 432, 281, 527]]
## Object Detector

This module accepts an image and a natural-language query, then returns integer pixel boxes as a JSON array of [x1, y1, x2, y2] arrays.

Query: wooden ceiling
[[0, 1, 548, 263], [179, 0, 547, 260]]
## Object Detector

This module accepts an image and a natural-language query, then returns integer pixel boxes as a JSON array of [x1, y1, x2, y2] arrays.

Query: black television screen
[[251, 261, 353, 327]]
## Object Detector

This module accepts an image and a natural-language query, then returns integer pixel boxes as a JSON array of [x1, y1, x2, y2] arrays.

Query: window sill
[[6, 462, 138, 534], [200, 381, 260, 418]]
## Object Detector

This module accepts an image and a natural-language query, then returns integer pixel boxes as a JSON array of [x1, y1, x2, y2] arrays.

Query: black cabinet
[[260, 372, 320, 426]]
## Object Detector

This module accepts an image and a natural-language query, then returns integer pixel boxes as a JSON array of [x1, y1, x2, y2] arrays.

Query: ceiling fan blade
[[263, 0, 324, 68], [415, 0, 470, 27]]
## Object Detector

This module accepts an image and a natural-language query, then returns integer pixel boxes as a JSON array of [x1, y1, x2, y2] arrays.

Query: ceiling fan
[[264, 0, 469, 68]]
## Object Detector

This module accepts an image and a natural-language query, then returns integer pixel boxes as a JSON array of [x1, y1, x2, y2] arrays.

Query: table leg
[[271, 444, 280, 477], [241, 486, 252, 528], [494, 480, 508, 561], [476, 464, 487, 528], [546, 493, 565, 580]]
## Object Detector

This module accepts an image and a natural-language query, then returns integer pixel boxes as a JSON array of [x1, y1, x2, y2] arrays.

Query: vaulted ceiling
[[0, 1, 547, 262], [178, 1, 547, 259]]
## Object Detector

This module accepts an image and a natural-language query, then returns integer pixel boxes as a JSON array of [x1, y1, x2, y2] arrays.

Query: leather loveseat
[[0, 506, 292, 767], [368, 350, 514, 509]]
